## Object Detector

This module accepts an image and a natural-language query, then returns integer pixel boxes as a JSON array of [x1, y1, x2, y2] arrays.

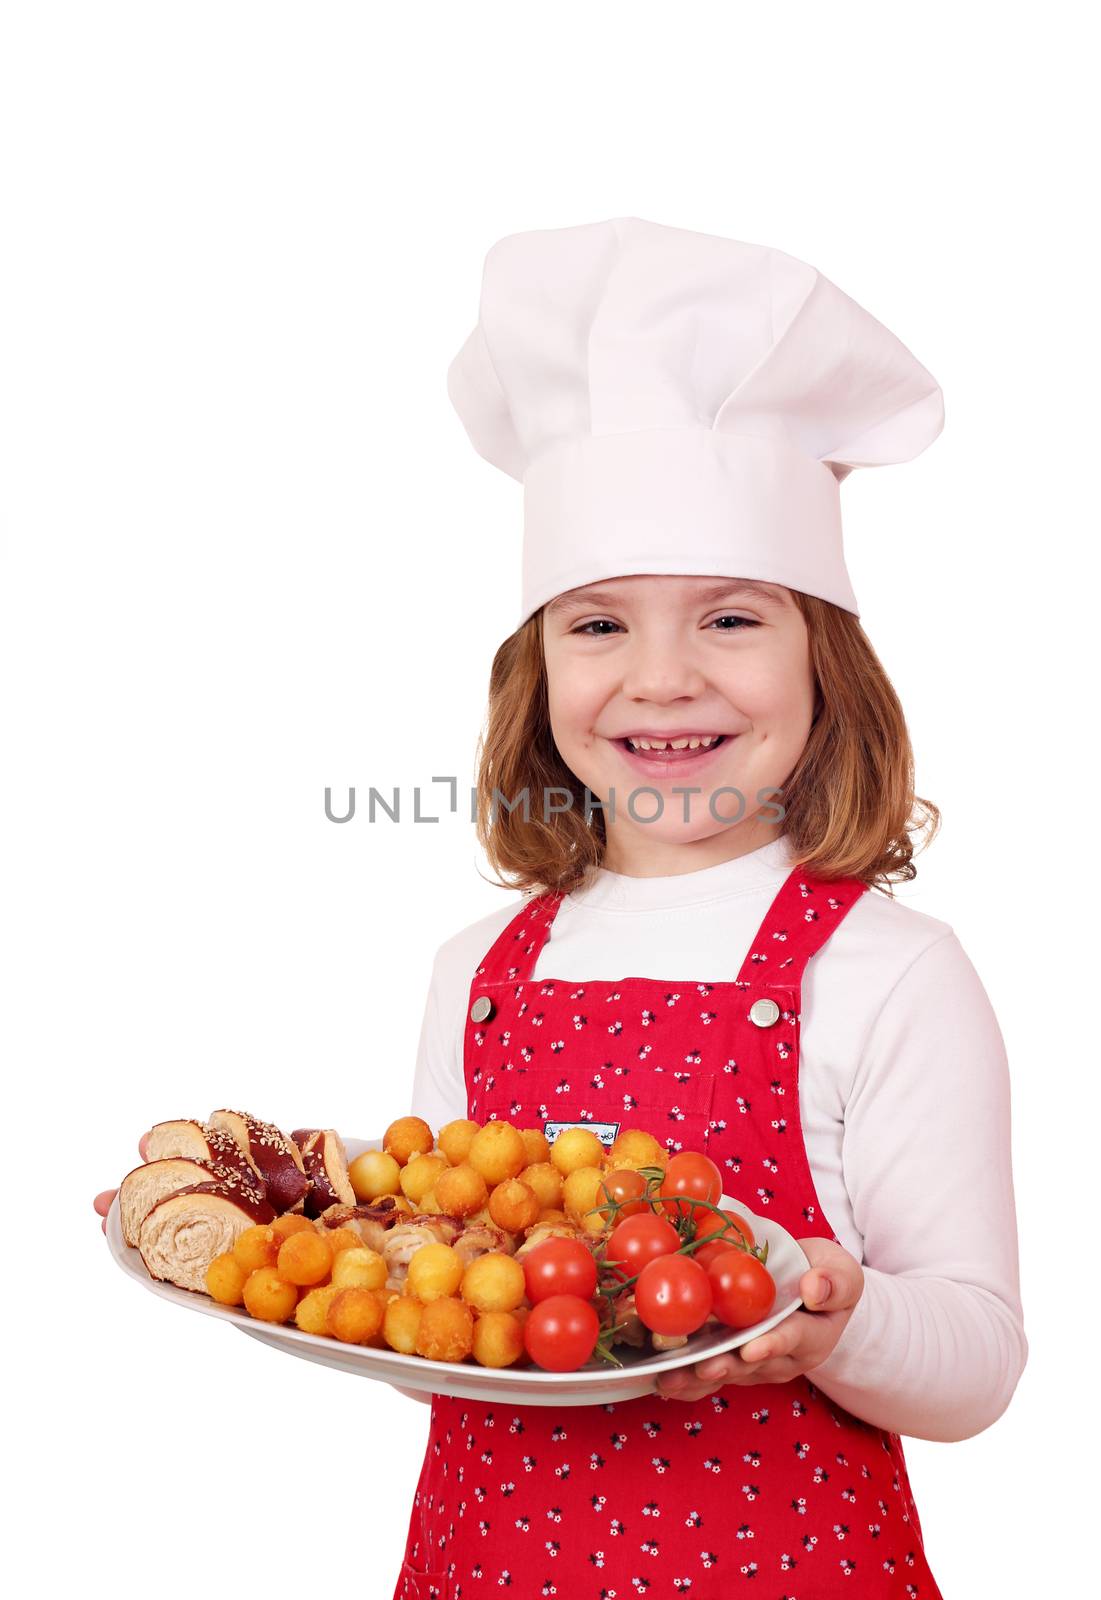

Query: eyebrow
[[546, 579, 789, 616]]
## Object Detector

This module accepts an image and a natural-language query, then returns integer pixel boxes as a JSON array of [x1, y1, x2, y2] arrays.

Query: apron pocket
[[482, 1068, 718, 1160], [395, 1561, 451, 1600]]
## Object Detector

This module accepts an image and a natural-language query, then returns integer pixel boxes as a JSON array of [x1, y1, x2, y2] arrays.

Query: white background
[[3, 3, 1094, 1593]]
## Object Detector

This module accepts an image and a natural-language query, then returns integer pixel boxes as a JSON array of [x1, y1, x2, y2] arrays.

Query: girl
[[392, 218, 1027, 1599]]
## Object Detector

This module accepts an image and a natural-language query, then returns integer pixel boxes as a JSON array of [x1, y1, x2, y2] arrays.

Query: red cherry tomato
[[597, 1167, 650, 1222], [523, 1294, 601, 1372], [706, 1249, 776, 1330], [692, 1237, 745, 1273], [605, 1212, 681, 1280], [522, 1236, 598, 1305], [634, 1254, 714, 1337], [693, 1207, 755, 1250], [656, 1151, 724, 1227]]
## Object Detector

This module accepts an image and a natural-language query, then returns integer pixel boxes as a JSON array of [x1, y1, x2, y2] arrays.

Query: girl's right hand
[[93, 1131, 151, 1234]]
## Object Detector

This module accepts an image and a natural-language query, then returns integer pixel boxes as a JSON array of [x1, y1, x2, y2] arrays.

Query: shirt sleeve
[[408, 945, 469, 1132], [804, 931, 1029, 1443]]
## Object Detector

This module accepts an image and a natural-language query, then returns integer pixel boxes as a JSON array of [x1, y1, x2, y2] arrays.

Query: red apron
[[395, 866, 943, 1599]]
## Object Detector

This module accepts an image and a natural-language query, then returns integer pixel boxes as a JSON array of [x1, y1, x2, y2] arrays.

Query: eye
[[570, 618, 622, 636], [709, 614, 761, 632]]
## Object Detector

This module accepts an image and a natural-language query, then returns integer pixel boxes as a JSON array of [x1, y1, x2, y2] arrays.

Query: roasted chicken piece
[[451, 1221, 514, 1268], [607, 1289, 647, 1349], [382, 1217, 465, 1290]]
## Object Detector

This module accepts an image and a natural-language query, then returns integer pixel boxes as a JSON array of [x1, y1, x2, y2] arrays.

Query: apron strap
[[734, 865, 868, 989]]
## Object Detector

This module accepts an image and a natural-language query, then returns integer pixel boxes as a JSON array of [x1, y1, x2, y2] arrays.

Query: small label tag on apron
[[544, 1118, 621, 1146]]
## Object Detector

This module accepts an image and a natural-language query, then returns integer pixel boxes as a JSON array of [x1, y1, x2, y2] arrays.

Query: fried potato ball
[[488, 1178, 541, 1234], [433, 1162, 489, 1218], [536, 1207, 568, 1225], [331, 1246, 387, 1291], [324, 1227, 364, 1257], [415, 1296, 474, 1363], [383, 1116, 434, 1167], [519, 1161, 563, 1209], [295, 1284, 342, 1335], [270, 1213, 317, 1242], [419, 1190, 442, 1211], [362, 1288, 400, 1348], [460, 1251, 526, 1314], [400, 1152, 449, 1205], [327, 1287, 383, 1344], [406, 1242, 464, 1302], [242, 1267, 298, 1323], [438, 1118, 479, 1165], [384, 1293, 424, 1355], [232, 1225, 280, 1274], [606, 1128, 666, 1172], [550, 1126, 606, 1177], [562, 1166, 610, 1236], [349, 1148, 402, 1200], [519, 1127, 551, 1165], [468, 1121, 527, 1186], [277, 1230, 334, 1287], [472, 1310, 525, 1369], [206, 1252, 247, 1305]]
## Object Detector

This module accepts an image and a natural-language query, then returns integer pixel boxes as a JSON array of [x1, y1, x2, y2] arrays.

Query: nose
[[619, 632, 709, 703]]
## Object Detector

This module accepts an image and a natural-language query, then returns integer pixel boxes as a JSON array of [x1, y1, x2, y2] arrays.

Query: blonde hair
[[473, 591, 939, 898]]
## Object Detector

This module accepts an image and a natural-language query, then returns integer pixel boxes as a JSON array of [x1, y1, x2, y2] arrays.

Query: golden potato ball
[[232, 1224, 280, 1274], [384, 1294, 424, 1355], [270, 1213, 317, 1242], [242, 1267, 298, 1324], [400, 1152, 449, 1205], [488, 1178, 541, 1235], [383, 1116, 434, 1167], [468, 1121, 527, 1186], [433, 1162, 489, 1218], [415, 1296, 474, 1363], [536, 1207, 568, 1225], [276, 1230, 333, 1287], [550, 1126, 606, 1177], [324, 1227, 364, 1257], [606, 1128, 666, 1172], [406, 1242, 464, 1302], [438, 1118, 479, 1165], [327, 1286, 383, 1344], [562, 1166, 610, 1236], [362, 1288, 400, 1349], [460, 1251, 526, 1314], [349, 1148, 402, 1200], [519, 1161, 563, 1209], [331, 1246, 387, 1292], [472, 1310, 525, 1369], [295, 1284, 342, 1335], [206, 1252, 247, 1306], [519, 1127, 551, 1166]]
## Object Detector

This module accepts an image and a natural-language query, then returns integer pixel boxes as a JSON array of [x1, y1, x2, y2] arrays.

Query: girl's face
[[541, 574, 815, 876]]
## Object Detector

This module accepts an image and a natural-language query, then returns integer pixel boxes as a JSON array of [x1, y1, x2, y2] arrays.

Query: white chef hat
[[447, 216, 944, 627]]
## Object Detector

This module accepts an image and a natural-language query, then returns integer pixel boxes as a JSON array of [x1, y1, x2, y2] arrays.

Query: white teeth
[[626, 734, 720, 752]]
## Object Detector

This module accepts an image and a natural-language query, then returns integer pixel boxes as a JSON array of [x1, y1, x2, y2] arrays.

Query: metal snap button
[[470, 994, 495, 1023], [748, 997, 781, 1028]]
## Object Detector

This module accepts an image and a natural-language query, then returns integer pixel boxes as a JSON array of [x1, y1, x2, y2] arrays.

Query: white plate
[[106, 1136, 810, 1406]]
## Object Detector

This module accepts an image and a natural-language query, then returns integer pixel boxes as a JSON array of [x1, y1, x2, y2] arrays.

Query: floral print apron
[[395, 866, 943, 1598]]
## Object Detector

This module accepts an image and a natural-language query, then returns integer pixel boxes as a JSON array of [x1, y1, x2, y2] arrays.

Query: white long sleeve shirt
[[410, 834, 1027, 1443]]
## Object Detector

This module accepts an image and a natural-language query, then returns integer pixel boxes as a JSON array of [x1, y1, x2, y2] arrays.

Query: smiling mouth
[[614, 733, 732, 761]]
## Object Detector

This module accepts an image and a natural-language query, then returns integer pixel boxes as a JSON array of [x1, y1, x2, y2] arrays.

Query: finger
[[693, 1355, 737, 1385], [101, 1216, 107, 1235], [138, 1130, 151, 1161], [740, 1319, 799, 1363], [93, 1189, 118, 1217]]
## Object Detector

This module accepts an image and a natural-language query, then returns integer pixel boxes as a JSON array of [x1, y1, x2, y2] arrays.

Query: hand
[[93, 1131, 151, 1235], [654, 1236, 864, 1402]]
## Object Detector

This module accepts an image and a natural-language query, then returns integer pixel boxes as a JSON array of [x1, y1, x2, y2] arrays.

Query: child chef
[[393, 217, 1026, 1599]]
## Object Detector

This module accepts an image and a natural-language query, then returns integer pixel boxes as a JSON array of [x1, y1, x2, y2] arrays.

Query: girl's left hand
[[654, 1237, 863, 1402]]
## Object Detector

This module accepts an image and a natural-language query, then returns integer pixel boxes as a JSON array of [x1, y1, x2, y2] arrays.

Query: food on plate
[[209, 1110, 310, 1213], [114, 1105, 777, 1375], [242, 1265, 299, 1323], [292, 1128, 356, 1216], [415, 1296, 474, 1363], [276, 1230, 333, 1287], [460, 1251, 526, 1314], [348, 1148, 402, 1201], [382, 1115, 434, 1166], [138, 1181, 275, 1291]]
